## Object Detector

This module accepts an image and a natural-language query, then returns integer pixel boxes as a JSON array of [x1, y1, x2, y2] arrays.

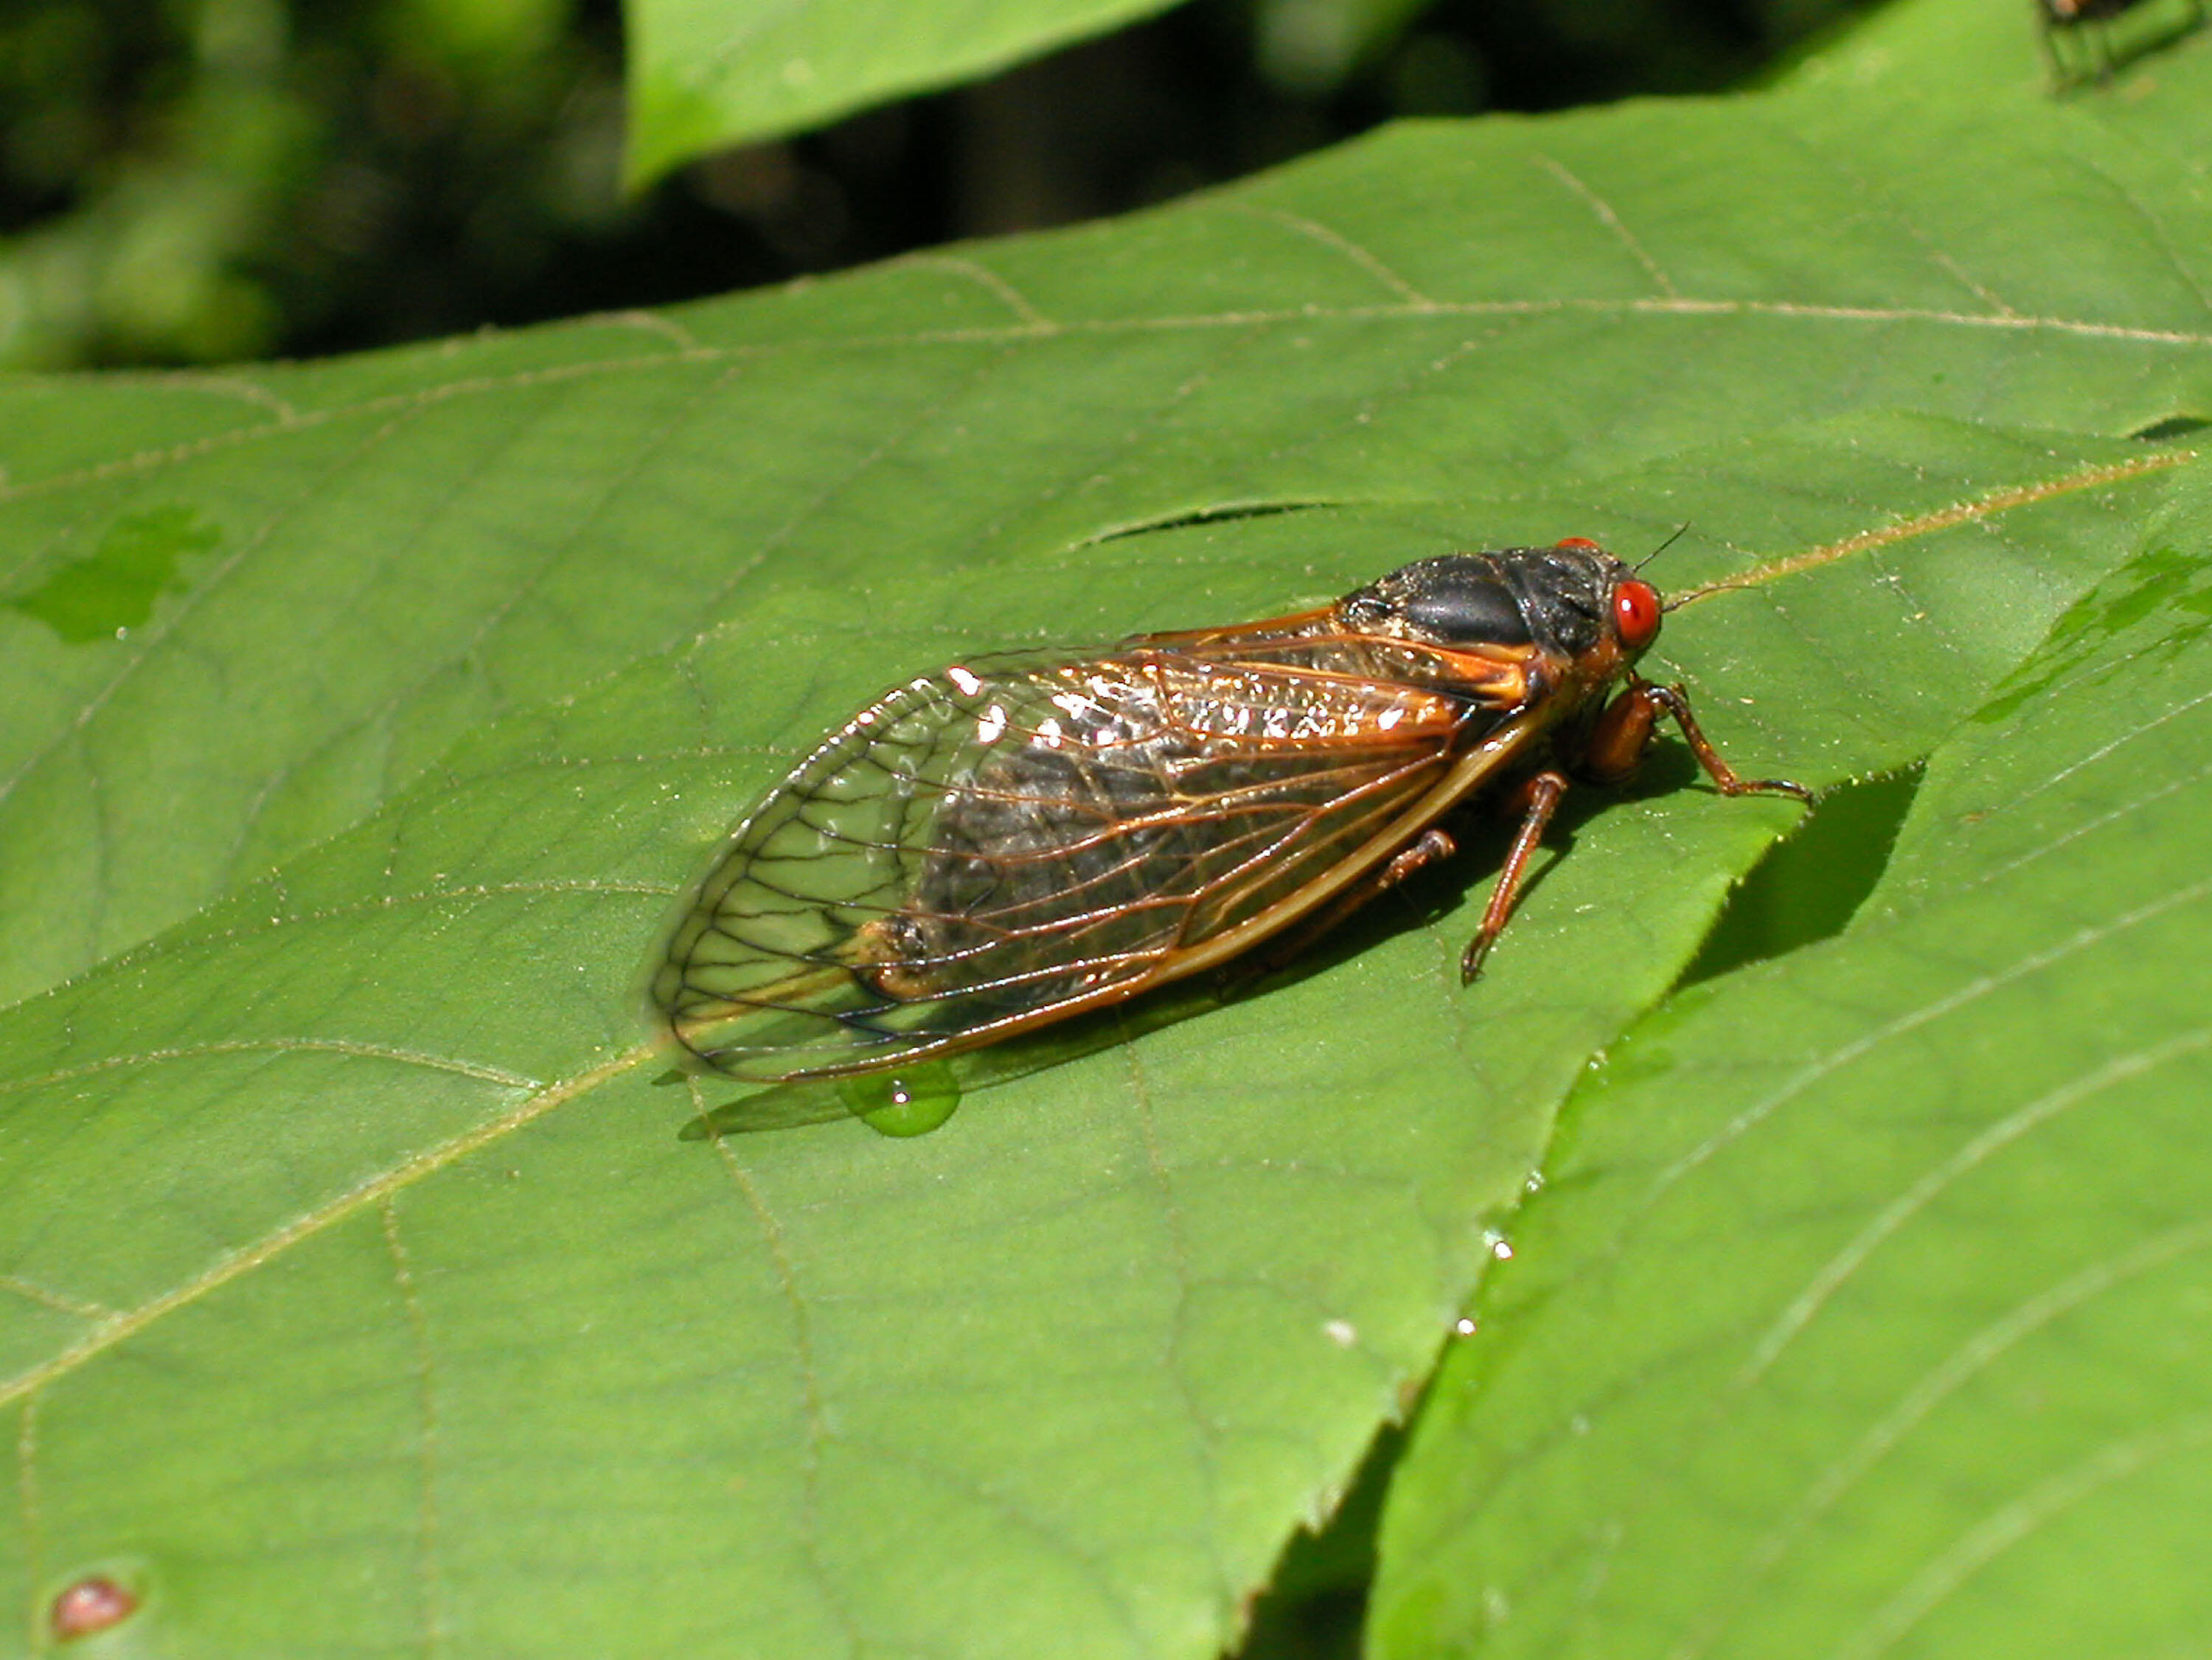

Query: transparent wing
[[647, 635, 1520, 1082]]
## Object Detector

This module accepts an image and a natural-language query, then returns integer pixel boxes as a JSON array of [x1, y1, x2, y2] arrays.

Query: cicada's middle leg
[[1459, 771, 1567, 984]]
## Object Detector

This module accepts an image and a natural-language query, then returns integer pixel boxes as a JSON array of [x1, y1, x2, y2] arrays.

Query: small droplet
[[838, 1063, 960, 1137], [52, 1575, 136, 1640], [1454, 1316, 1478, 1336], [1324, 1318, 1357, 1347], [1490, 1237, 1514, 1261]]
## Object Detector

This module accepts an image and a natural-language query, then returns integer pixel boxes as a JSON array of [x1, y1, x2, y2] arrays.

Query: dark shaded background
[[0, 0, 1869, 370]]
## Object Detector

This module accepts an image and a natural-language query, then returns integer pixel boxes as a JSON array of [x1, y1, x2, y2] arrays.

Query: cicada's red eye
[[1554, 536, 1604, 552], [1613, 578, 1662, 650]]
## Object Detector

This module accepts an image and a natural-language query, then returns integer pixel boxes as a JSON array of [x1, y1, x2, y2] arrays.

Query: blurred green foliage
[[0, 0, 627, 364], [0, 0, 1866, 369]]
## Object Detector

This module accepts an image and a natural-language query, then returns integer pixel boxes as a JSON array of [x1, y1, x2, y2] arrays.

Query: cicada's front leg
[[1579, 677, 1815, 802]]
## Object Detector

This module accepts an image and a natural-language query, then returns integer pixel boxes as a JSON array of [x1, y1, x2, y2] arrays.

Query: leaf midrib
[[0, 1042, 657, 1410]]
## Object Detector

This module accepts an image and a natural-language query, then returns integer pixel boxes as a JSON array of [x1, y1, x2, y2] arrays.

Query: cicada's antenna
[[1645, 524, 1723, 615], [1635, 522, 1691, 574]]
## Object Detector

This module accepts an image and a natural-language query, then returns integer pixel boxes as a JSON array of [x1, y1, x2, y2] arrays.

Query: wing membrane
[[650, 631, 1526, 1081]]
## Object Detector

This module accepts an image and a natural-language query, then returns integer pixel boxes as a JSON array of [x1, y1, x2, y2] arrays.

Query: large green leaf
[[623, 0, 1186, 184], [1365, 36, 2212, 1660], [7, 1, 2212, 1653], [1, 420, 2184, 1657]]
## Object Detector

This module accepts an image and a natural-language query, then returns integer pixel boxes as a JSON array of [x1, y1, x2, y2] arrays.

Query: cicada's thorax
[[1329, 543, 1655, 776]]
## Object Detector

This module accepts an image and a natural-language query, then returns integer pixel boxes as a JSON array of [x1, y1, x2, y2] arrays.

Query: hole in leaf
[[1676, 763, 1923, 987], [2130, 414, 2211, 442]]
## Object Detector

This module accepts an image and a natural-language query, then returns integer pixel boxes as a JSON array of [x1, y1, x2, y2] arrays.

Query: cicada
[[648, 539, 1809, 1087]]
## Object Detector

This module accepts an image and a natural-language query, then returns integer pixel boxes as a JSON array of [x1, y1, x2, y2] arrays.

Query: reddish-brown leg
[[1380, 826, 1458, 889], [1460, 771, 1567, 984], [1282, 824, 1462, 952], [1582, 678, 1814, 802]]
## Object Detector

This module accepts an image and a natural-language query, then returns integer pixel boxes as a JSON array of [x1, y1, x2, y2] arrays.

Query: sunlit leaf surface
[[4, 1, 2212, 1652]]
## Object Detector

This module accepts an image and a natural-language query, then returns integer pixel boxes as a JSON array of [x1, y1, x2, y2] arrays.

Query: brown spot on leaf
[[50, 1575, 136, 1640]]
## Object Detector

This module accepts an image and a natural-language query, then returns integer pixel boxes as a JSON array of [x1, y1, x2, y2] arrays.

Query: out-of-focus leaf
[[624, 0, 1188, 183]]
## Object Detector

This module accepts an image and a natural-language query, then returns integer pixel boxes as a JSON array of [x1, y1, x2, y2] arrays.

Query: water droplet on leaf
[[838, 1063, 960, 1136]]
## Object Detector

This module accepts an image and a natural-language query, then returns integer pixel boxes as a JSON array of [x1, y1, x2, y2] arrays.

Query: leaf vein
[[1644, 874, 2212, 1204], [1672, 1206, 2212, 1660], [6, 305, 2204, 505], [1217, 201, 1437, 306], [0, 1044, 650, 1409], [1673, 449, 2200, 605], [1531, 153, 1679, 299], [379, 1195, 448, 1660], [1740, 1028, 2212, 1383], [1832, 1411, 2212, 1660], [0, 1037, 540, 1097]]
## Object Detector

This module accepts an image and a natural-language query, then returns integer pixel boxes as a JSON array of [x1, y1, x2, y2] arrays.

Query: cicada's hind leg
[[1216, 826, 1461, 999]]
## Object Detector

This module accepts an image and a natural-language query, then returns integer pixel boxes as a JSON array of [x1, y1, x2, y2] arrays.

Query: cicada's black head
[[1339, 538, 1660, 662]]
